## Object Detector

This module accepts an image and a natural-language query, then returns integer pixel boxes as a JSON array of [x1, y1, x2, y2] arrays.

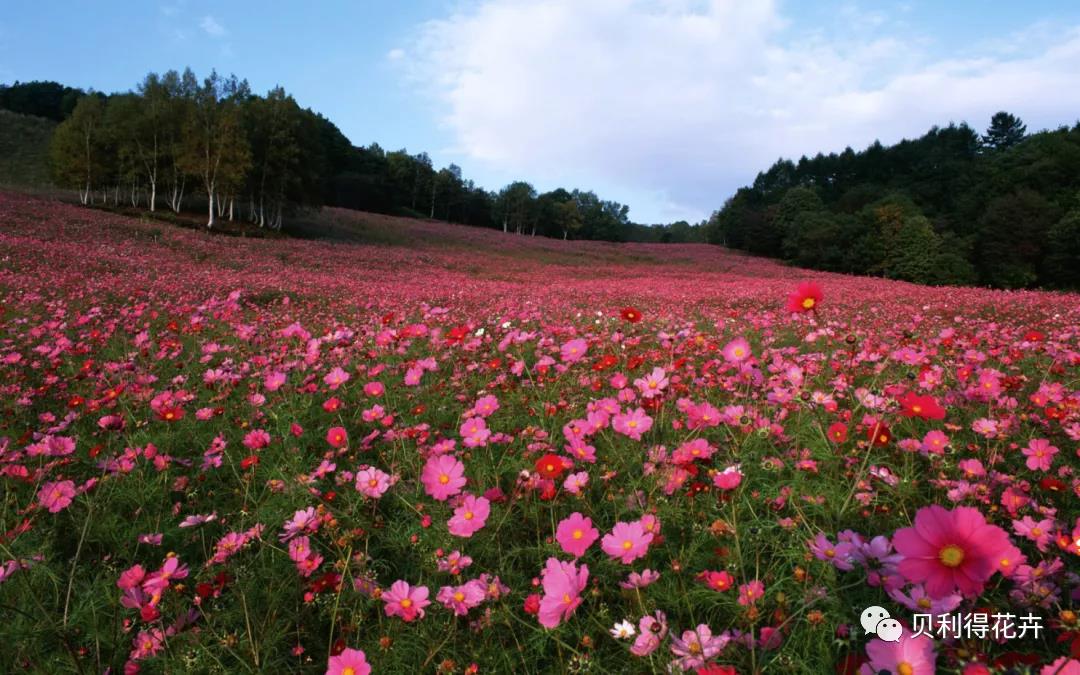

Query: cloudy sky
[[4, 1, 1080, 223]]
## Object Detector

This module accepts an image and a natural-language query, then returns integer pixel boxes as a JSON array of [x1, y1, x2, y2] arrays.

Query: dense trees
[[5, 73, 708, 241], [707, 115, 1080, 288]]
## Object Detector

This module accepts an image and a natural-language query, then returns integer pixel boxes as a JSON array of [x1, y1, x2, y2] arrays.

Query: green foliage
[[0, 109, 55, 186], [710, 114, 1080, 288], [0, 80, 82, 121]]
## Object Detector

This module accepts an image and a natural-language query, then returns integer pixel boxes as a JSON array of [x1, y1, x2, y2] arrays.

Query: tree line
[[704, 112, 1080, 289], [2, 75, 705, 242]]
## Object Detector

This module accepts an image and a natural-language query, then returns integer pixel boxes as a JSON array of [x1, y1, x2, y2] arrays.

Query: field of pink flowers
[[1, 190, 1079, 674]]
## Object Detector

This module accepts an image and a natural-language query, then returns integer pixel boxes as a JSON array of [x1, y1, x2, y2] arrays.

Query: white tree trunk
[[207, 187, 215, 228]]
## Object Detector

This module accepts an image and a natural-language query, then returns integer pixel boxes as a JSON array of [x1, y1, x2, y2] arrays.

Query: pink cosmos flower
[[280, 507, 319, 542], [920, 430, 949, 455], [242, 429, 270, 450], [634, 367, 669, 398], [1012, 516, 1054, 552], [38, 480, 76, 513], [810, 533, 855, 571], [560, 338, 588, 363], [887, 584, 962, 617], [601, 520, 653, 564], [327, 647, 371, 675], [421, 454, 467, 501], [672, 438, 713, 464], [472, 395, 499, 417], [382, 580, 430, 622], [858, 632, 936, 675], [321, 362, 347, 388], [620, 569, 660, 589], [737, 580, 765, 606], [722, 337, 752, 363], [447, 494, 490, 537], [712, 465, 743, 491], [264, 371, 286, 391], [355, 466, 392, 499], [363, 381, 384, 397], [556, 512, 600, 558], [670, 624, 729, 670], [631, 611, 668, 656], [892, 505, 1014, 599], [1022, 438, 1058, 472], [460, 417, 491, 448], [563, 471, 589, 495], [613, 407, 653, 441], [436, 580, 486, 615], [537, 557, 588, 628]]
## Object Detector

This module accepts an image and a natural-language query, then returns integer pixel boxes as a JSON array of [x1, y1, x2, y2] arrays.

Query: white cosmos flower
[[610, 619, 636, 640]]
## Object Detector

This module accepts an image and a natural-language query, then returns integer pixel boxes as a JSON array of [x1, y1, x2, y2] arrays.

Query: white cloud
[[200, 15, 226, 38], [386, 48, 406, 61], [407, 0, 1080, 223]]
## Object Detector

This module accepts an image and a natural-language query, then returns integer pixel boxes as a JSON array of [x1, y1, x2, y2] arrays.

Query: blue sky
[[4, 1, 1080, 224]]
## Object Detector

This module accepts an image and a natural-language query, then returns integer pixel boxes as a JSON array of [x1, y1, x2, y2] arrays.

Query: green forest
[[704, 113, 1080, 289], [3, 77, 1079, 288], [1, 75, 698, 243]]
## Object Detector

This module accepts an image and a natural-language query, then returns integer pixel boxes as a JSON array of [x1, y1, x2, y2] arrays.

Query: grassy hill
[[0, 109, 55, 187]]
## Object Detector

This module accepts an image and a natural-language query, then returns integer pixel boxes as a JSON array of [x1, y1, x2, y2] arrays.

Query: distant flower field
[[1, 192, 1078, 674]]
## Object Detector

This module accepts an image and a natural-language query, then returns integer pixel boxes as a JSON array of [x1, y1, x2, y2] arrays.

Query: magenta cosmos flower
[[537, 557, 588, 628], [447, 494, 490, 537], [722, 336, 752, 363], [601, 520, 653, 564], [326, 647, 371, 675], [38, 480, 76, 513], [560, 338, 588, 363], [612, 407, 653, 441], [858, 632, 935, 675], [556, 512, 599, 558], [892, 505, 1013, 599], [421, 454, 466, 501], [436, 580, 486, 615], [382, 580, 430, 622]]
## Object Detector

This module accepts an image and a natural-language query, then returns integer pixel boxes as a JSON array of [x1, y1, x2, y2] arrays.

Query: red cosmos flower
[[827, 422, 848, 443], [535, 453, 566, 480], [592, 354, 619, 371], [626, 355, 645, 370], [786, 282, 823, 313], [898, 392, 946, 420], [621, 307, 642, 323], [240, 455, 259, 470], [446, 325, 470, 344], [867, 422, 891, 446], [157, 407, 184, 422]]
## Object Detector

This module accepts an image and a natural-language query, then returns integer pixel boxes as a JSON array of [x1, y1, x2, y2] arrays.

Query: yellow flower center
[[897, 662, 914, 675], [368, 479, 378, 487], [825, 548, 835, 558], [689, 641, 702, 654], [622, 540, 633, 550], [572, 529, 583, 540], [464, 511, 474, 520], [438, 474, 449, 484], [802, 297, 815, 309], [343, 668, 355, 675], [917, 597, 931, 609], [453, 591, 464, 602], [401, 598, 412, 608], [562, 593, 572, 604], [938, 544, 965, 568], [734, 348, 745, 357], [628, 421, 638, 428]]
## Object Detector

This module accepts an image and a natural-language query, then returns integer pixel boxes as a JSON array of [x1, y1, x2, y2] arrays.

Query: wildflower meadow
[[1, 191, 1078, 674]]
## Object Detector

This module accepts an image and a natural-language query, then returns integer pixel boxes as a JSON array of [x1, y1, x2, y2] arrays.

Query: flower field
[[1, 190, 1078, 674]]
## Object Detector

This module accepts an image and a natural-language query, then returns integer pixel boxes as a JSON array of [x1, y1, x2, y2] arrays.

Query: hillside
[[0, 109, 54, 187], [2, 191, 1079, 673]]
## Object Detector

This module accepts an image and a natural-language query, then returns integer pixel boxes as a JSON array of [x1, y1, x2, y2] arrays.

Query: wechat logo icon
[[860, 606, 903, 642]]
